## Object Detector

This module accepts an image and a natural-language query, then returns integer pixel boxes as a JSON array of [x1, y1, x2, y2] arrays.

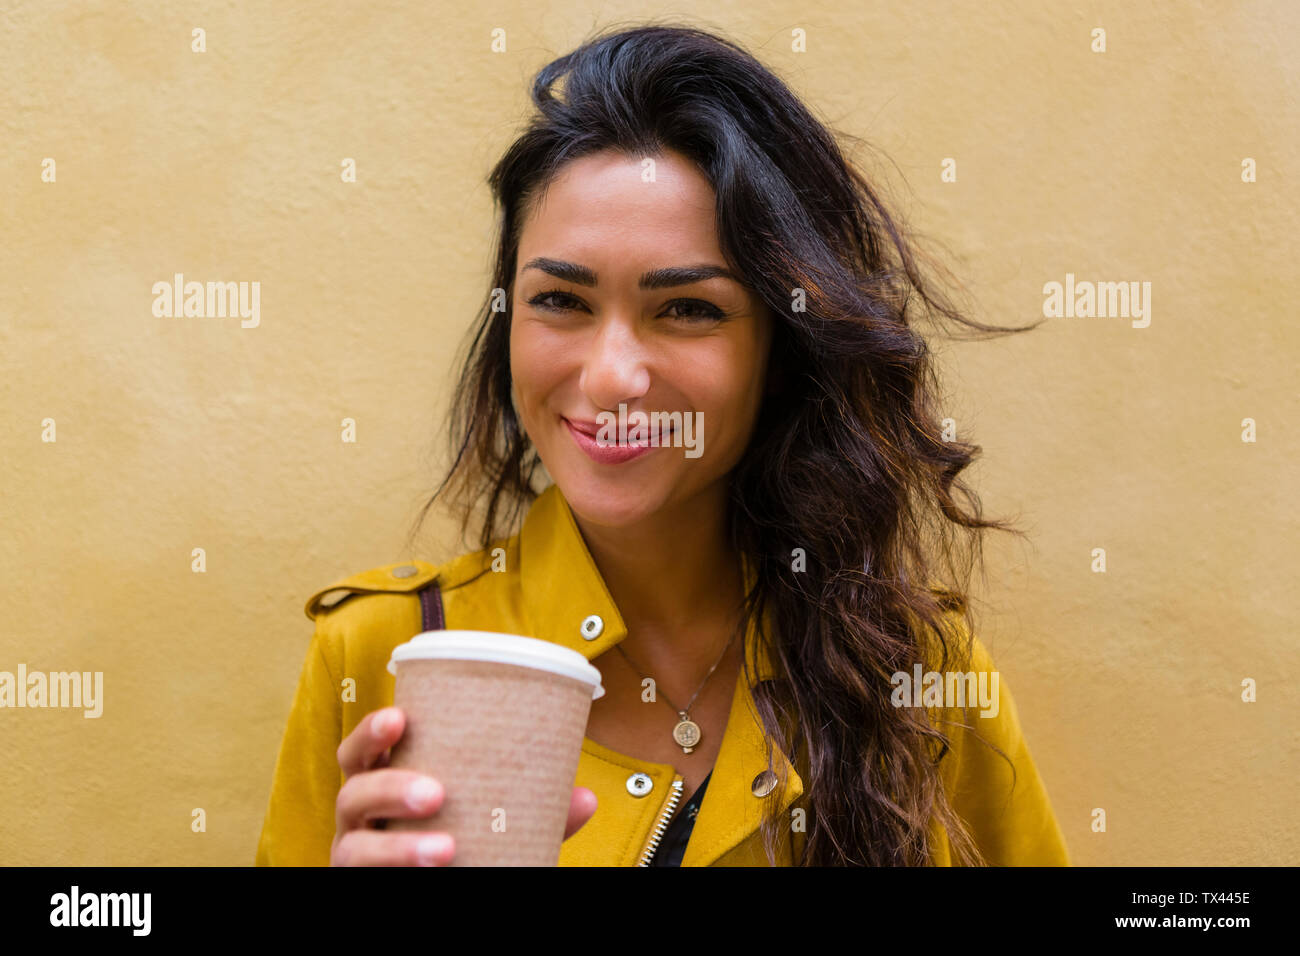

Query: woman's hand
[[331, 706, 598, 866]]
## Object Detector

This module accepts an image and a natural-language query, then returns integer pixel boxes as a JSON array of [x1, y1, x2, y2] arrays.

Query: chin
[[551, 465, 675, 531]]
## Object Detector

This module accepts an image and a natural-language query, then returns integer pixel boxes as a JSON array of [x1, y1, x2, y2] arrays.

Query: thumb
[[563, 786, 598, 840]]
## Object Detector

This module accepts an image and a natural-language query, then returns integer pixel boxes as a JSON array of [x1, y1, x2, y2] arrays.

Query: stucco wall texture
[[2, 1, 1296, 866]]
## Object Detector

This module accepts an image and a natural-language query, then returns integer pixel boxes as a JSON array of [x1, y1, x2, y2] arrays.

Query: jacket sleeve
[[255, 618, 344, 866], [937, 634, 1071, 866]]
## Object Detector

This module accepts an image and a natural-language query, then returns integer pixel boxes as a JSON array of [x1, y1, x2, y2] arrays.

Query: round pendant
[[673, 717, 701, 753]]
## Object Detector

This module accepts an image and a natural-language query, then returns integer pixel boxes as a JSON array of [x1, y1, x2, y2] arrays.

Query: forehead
[[517, 150, 722, 264]]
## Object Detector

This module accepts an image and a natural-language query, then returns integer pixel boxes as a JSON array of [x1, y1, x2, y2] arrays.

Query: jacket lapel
[[518, 484, 803, 866], [680, 612, 804, 866]]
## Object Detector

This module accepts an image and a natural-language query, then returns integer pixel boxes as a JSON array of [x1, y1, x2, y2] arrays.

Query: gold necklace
[[614, 620, 740, 755]]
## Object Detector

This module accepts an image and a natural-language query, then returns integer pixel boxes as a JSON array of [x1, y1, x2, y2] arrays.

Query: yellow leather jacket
[[255, 483, 1070, 866]]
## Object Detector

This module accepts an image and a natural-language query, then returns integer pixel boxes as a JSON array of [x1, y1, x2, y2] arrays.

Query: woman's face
[[510, 148, 774, 530]]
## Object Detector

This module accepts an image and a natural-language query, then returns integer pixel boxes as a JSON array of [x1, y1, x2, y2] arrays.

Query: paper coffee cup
[[383, 631, 604, 866]]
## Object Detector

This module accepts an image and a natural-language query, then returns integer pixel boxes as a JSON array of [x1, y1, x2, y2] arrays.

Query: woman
[[256, 23, 1069, 867]]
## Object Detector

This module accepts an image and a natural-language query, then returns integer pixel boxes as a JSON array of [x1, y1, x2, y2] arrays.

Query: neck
[[570, 481, 745, 659]]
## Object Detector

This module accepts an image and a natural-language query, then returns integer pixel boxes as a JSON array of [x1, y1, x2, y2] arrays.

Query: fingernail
[[372, 710, 394, 737], [406, 778, 440, 811], [417, 835, 450, 866]]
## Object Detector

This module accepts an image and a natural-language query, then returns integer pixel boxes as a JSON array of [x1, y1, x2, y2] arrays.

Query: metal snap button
[[580, 614, 604, 641], [391, 565, 418, 579], [626, 772, 653, 797], [751, 770, 778, 798]]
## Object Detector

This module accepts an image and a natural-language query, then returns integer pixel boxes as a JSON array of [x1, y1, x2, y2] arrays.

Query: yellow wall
[[2, 1, 1295, 865]]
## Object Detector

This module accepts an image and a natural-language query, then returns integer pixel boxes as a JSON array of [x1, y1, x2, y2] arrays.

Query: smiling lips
[[562, 416, 677, 465]]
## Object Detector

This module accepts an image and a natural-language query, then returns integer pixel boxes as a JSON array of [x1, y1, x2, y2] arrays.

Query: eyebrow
[[520, 257, 741, 290]]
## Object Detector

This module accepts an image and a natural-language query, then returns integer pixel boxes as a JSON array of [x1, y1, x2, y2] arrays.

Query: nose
[[578, 315, 651, 411]]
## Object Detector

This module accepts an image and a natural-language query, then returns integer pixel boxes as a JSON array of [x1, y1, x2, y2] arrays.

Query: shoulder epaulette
[[304, 561, 440, 621]]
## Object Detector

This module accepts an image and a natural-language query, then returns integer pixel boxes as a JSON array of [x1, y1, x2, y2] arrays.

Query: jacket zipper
[[636, 776, 685, 866]]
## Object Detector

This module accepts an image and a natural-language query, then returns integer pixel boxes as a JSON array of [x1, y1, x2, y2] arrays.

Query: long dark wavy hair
[[409, 22, 1040, 866]]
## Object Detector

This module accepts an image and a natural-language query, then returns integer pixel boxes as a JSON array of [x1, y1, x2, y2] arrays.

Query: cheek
[[714, 334, 768, 410], [510, 321, 568, 410], [707, 336, 770, 449], [509, 320, 539, 391], [674, 353, 752, 445]]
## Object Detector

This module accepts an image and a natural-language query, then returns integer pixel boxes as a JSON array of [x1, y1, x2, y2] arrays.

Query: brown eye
[[527, 291, 584, 312], [663, 299, 726, 322]]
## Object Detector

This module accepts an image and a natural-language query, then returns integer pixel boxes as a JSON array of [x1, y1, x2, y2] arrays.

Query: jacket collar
[[518, 482, 781, 683], [518, 484, 803, 866]]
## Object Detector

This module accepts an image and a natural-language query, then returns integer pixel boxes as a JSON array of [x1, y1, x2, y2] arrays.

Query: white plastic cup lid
[[387, 630, 605, 700]]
